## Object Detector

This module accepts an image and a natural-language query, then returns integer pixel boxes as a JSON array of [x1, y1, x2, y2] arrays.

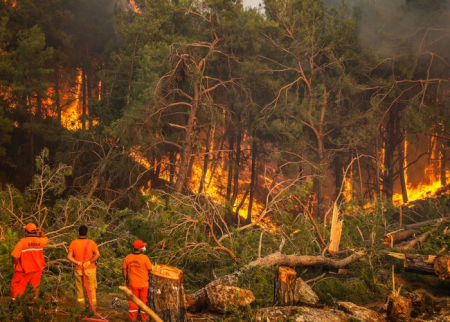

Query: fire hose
[[81, 239, 108, 321], [81, 266, 108, 321]]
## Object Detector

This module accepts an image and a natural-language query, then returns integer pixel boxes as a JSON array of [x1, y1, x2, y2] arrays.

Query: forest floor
[[1, 272, 450, 321]]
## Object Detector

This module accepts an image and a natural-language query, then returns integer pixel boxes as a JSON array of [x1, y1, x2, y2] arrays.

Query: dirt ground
[[0, 293, 129, 321]]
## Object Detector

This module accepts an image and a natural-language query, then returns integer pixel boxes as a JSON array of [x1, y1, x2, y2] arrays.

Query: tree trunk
[[246, 135, 258, 225], [274, 266, 297, 306], [226, 132, 234, 201], [148, 264, 186, 322], [230, 129, 242, 223], [397, 121, 408, 204], [199, 125, 214, 194], [55, 66, 61, 121], [440, 135, 447, 186], [335, 153, 344, 203], [169, 151, 177, 185], [82, 67, 87, 130], [382, 108, 397, 201]]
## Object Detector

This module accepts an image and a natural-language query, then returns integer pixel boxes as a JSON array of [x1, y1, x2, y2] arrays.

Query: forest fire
[[128, 0, 141, 13], [131, 148, 264, 221]]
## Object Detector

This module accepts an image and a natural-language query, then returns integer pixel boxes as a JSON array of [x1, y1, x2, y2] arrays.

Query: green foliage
[[237, 266, 277, 308], [312, 276, 378, 306], [225, 303, 254, 321], [0, 285, 66, 322], [0, 228, 18, 293]]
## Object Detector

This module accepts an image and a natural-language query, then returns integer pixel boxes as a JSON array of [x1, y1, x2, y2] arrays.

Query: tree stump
[[386, 294, 412, 321], [274, 266, 296, 306], [148, 264, 186, 322]]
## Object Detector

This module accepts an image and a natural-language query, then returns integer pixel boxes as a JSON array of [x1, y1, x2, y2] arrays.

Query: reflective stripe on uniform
[[77, 298, 85, 301], [21, 248, 44, 253], [128, 310, 139, 312]]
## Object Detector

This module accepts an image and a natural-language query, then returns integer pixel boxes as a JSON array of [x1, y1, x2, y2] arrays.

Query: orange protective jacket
[[123, 253, 153, 288], [11, 236, 49, 273], [68, 238, 98, 270]]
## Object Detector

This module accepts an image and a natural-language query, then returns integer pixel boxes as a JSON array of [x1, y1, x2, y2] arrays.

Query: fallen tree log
[[248, 250, 364, 268], [386, 253, 450, 279], [186, 250, 363, 312], [382, 229, 417, 245], [405, 218, 445, 229], [338, 301, 384, 321], [396, 230, 432, 250], [119, 286, 163, 322], [205, 283, 255, 313]]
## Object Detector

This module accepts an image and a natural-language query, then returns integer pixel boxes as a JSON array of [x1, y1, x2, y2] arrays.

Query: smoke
[[351, 0, 450, 64]]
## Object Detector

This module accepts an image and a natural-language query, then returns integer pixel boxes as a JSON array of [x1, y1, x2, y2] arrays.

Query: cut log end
[[151, 264, 183, 280], [278, 266, 296, 284]]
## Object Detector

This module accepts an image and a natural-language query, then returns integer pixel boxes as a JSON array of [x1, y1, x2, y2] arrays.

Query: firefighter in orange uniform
[[67, 225, 101, 309], [10, 223, 49, 305], [123, 240, 153, 322]]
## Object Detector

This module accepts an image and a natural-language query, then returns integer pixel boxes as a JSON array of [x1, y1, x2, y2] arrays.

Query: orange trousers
[[11, 270, 43, 300], [128, 286, 149, 321]]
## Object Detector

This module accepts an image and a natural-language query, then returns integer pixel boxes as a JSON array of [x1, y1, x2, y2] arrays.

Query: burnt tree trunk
[[55, 66, 61, 121], [246, 135, 258, 225], [230, 130, 242, 214], [198, 125, 214, 194], [82, 67, 87, 130], [397, 125, 408, 204], [440, 134, 447, 186], [148, 264, 186, 322], [334, 153, 344, 203], [274, 266, 297, 306]]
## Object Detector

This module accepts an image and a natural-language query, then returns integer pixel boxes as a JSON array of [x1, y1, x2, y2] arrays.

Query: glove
[[82, 261, 91, 268]]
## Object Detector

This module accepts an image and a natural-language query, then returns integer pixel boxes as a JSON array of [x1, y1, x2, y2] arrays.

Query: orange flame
[[131, 146, 265, 221]]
